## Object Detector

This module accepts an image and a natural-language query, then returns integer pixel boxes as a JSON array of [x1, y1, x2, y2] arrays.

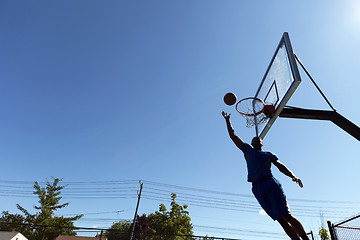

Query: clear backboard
[[255, 32, 301, 138]]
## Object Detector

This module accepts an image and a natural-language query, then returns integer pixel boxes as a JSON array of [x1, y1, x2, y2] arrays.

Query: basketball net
[[243, 113, 269, 128], [236, 97, 275, 128]]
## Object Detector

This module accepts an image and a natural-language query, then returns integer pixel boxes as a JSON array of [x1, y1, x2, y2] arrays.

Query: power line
[[59, 210, 130, 216], [0, 179, 358, 219], [142, 180, 360, 205], [0, 178, 359, 204]]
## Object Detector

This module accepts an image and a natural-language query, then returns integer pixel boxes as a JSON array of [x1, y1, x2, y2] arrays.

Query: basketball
[[223, 92, 237, 106]]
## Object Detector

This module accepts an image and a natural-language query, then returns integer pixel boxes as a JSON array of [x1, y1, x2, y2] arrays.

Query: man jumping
[[222, 111, 309, 240]]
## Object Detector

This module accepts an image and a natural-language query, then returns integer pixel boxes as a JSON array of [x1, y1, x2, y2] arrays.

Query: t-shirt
[[242, 143, 278, 182]]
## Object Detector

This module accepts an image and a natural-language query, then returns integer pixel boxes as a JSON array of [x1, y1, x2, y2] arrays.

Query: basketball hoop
[[236, 97, 275, 128]]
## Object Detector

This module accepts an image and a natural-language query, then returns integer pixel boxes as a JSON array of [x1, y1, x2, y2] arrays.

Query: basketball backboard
[[254, 32, 301, 138]]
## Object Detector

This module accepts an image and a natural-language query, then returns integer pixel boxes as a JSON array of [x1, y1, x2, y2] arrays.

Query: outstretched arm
[[222, 111, 244, 151], [273, 160, 303, 188]]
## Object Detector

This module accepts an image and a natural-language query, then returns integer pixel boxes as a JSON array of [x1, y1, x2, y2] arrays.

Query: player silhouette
[[222, 111, 309, 240]]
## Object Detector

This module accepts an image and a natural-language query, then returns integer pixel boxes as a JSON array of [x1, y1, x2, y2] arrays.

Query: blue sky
[[1, 1, 360, 239]]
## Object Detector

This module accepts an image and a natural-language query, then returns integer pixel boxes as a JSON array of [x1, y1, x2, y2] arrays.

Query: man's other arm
[[273, 160, 303, 188]]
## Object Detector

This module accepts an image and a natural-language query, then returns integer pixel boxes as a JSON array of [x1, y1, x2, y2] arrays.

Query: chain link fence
[[328, 213, 360, 240], [0, 221, 242, 240], [1, 221, 316, 240], [128, 232, 242, 240]]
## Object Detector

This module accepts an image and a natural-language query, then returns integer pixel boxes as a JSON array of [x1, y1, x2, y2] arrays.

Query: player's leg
[[277, 215, 300, 240], [266, 178, 305, 239], [282, 214, 310, 240], [252, 178, 308, 239]]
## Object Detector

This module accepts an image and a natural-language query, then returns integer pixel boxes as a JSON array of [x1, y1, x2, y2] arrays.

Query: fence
[[0, 221, 316, 240], [0, 221, 243, 240], [327, 213, 360, 240], [127, 232, 243, 240]]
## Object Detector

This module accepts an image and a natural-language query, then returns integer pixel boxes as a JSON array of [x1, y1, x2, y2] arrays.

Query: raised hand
[[222, 111, 231, 120]]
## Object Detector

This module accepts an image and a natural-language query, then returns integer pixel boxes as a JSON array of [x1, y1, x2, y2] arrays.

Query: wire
[[0, 179, 358, 219]]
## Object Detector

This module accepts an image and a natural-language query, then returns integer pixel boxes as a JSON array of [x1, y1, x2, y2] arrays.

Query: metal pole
[[279, 107, 360, 141], [129, 181, 143, 240], [327, 221, 336, 240], [310, 231, 314, 240], [99, 229, 103, 240], [294, 54, 336, 111]]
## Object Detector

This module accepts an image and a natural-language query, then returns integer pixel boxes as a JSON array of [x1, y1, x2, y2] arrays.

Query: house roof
[[56, 236, 107, 240], [0, 232, 24, 240]]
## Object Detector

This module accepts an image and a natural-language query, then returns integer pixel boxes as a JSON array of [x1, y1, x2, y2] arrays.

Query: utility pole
[[129, 181, 143, 240]]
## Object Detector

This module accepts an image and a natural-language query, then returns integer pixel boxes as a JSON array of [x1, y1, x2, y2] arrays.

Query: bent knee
[[277, 214, 294, 222]]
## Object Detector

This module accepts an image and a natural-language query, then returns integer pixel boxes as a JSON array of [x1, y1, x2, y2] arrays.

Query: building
[[56, 236, 107, 240], [0, 232, 28, 240]]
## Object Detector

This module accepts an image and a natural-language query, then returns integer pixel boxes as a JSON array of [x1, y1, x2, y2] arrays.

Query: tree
[[107, 193, 193, 240], [0, 177, 82, 240], [106, 215, 150, 240], [319, 226, 330, 240], [106, 221, 131, 240], [0, 211, 33, 237], [133, 214, 151, 239], [147, 193, 193, 239]]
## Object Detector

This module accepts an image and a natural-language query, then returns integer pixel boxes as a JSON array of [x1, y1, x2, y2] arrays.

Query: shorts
[[252, 177, 291, 221]]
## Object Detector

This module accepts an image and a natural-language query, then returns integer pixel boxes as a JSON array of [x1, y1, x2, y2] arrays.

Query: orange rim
[[236, 97, 265, 117]]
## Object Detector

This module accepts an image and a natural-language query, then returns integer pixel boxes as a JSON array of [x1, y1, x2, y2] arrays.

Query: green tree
[[203, 236, 215, 240], [106, 215, 150, 240], [132, 214, 151, 239], [0, 212, 33, 237], [106, 221, 131, 240], [0, 177, 82, 240], [319, 226, 330, 240], [107, 193, 193, 240], [147, 193, 193, 239]]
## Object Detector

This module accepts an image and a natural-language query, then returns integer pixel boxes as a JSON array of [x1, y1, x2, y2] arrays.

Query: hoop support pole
[[294, 54, 336, 111], [280, 107, 360, 141]]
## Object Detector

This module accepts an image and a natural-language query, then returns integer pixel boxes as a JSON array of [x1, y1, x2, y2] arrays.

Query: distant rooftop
[[56, 236, 107, 240]]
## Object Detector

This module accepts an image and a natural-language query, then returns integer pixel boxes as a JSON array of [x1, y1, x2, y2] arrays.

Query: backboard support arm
[[279, 107, 360, 141], [294, 54, 336, 112]]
